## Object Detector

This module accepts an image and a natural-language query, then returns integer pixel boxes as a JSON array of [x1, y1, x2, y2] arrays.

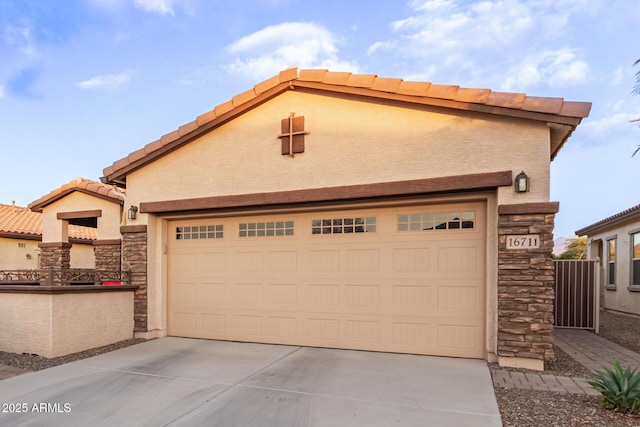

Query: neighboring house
[[576, 204, 640, 316], [24, 68, 591, 369], [0, 201, 96, 269]]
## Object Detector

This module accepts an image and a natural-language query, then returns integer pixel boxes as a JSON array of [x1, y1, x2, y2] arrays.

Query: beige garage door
[[168, 201, 486, 358]]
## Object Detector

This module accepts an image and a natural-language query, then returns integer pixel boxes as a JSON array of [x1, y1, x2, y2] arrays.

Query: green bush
[[587, 361, 640, 413]]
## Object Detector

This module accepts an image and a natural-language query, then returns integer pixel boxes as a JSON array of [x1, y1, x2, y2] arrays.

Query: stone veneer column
[[497, 202, 559, 368], [93, 239, 122, 272], [121, 225, 147, 332], [38, 242, 72, 269]]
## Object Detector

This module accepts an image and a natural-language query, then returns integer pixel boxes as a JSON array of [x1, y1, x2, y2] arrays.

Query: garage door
[[168, 201, 486, 358]]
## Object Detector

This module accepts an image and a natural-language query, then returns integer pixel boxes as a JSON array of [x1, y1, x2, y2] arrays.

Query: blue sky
[[1, 0, 638, 238]]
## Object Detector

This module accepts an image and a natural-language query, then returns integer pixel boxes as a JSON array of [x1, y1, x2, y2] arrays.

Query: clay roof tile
[[455, 88, 491, 104], [370, 77, 403, 93], [397, 81, 431, 96], [195, 109, 217, 126], [426, 84, 459, 100], [346, 74, 377, 88], [322, 71, 352, 85], [521, 96, 563, 114], [178, 120, 198, 136], [298, 69, 328, 82], [232, 88, 257, 107]]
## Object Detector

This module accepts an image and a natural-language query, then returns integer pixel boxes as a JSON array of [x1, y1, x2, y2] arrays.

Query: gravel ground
[[0, 338, 148, 371], [2, 310, 640, 426], [494, 310, 640, 427]]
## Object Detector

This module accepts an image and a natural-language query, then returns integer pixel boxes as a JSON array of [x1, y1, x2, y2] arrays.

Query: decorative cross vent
[[278, 112, 309, 157]]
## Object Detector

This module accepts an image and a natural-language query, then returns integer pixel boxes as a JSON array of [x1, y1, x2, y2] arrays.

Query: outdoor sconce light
[[26, 254, 32, 260], [128, 205, 138, 220], [514, 171, 530, 193]]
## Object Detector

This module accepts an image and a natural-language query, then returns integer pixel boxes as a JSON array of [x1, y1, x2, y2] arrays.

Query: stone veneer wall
[[497, 203, 559, 363], [93, 240, 122, 272], [121, 225, 147, 332], [38, 242, 72, 270]]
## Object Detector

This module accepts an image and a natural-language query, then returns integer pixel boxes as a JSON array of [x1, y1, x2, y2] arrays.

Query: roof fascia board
[[575, 207, 640, 236]]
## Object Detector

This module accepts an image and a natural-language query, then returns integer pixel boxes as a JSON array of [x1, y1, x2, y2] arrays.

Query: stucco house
[[576, 204, 640, 316], [13, 68, 591, 369], [0, 201, 95, 269]]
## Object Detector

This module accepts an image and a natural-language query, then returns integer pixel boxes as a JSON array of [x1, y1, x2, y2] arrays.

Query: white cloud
[[369, 0, 593, 90], [76, 71, 132, 91], [3, 21, 36, 56], [502, 48, 589, 91], [134, 0, 176, 16], [224, 22, 359, 81]]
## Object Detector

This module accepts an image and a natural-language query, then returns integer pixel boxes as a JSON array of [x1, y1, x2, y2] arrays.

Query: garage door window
[[239, 221, 294, 237], [176, 225, 224, 240], [397, 211, 475, 232], [311, 217, 376, 235]]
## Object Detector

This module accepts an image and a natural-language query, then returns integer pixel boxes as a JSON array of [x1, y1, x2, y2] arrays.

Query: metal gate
[[553, 260, 599, 331]]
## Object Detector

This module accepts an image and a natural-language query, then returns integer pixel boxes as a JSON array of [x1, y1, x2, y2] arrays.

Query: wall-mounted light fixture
[[128, 205, 138, 220], [514, 171, 530, 193], [26, 253, 32, 260]]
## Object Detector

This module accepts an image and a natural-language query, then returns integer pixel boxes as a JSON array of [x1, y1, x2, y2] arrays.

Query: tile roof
[[0, 203, 96, 241], [575, 203, 640, 236], [101, 67, 592, 185], [29, 178, 125, 213]]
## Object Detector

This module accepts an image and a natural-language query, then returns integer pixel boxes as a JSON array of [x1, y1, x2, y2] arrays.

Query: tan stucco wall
[[0, 237, 94, 269], [0, 238, 40, 269], [41, 191, 122, 242], [126, 90, 550, 208], [124, 90, 555, 356], [0, 291, 134, 358], [586, 219, 640, 315]]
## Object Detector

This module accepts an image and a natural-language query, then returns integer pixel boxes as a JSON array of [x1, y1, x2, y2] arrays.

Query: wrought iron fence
[[0, 268, 130, 286]]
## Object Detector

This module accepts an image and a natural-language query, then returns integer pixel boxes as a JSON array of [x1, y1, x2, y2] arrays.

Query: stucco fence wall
[[0, 288, 135, 358]]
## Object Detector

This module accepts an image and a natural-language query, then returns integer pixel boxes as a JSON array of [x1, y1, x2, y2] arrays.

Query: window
[[607, 238, 616, 289], [633, 232, 640, 287], [239, 221, 294, 237], [311, 217, 376, 235], [176, 225, 223, 240], [397, 211, 475, 232]]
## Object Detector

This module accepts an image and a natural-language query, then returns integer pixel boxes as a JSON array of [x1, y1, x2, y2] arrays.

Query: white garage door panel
[[168, 202, 486, 358]]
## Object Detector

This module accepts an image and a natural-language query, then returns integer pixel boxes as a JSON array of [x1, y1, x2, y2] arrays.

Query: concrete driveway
[[0, 338, 502, 426]]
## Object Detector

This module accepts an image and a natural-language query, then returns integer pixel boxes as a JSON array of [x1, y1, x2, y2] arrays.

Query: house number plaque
[[506, 234, 540, 249]]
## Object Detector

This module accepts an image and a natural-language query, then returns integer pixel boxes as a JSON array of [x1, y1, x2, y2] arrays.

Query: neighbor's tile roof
[[0, 203, 96, 241], [29, 178, 125, 213], [102, 67, 592, 185], [575, 203, 640, 236]]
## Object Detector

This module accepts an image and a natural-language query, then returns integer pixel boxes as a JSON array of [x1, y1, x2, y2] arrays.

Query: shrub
[[587, 361, 640, 413]]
